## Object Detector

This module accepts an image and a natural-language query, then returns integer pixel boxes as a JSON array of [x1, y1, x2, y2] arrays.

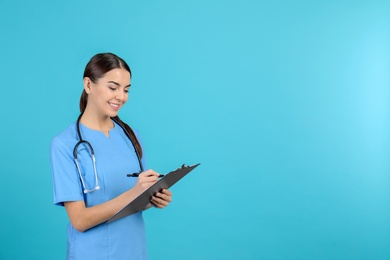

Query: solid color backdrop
[[0, 0, 389, 259]]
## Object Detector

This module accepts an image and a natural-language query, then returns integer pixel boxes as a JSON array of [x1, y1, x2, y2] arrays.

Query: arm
[[64, 170, 160, 232]]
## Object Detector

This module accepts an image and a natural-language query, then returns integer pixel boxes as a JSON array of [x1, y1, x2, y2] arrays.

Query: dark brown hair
[[80, 53, 142, 158]]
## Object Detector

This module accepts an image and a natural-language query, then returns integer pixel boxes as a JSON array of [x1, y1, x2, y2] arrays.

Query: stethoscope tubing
[[74, 114, 143, 193]]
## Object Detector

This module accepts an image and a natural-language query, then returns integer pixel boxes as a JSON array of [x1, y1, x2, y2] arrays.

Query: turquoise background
[[1, 0, 389, 259]]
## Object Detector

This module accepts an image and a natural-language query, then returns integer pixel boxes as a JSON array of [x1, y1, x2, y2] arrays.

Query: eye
[[108, 86, 117, 91]]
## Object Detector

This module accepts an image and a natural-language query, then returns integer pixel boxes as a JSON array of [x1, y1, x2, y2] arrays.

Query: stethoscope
[[73, 114, 144, 193]]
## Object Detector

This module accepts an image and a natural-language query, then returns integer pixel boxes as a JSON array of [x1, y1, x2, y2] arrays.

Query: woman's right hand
[[132, 169, 160, 195]]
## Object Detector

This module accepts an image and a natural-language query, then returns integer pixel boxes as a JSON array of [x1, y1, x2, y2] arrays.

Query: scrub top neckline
[[79, 120, 117, 139]]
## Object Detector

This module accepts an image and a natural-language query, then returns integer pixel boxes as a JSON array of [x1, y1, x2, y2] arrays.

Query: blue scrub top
[[50, 120, 148, 260]]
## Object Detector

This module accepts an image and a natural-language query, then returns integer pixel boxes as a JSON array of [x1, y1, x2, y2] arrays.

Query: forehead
[[99, 68, 131, 84]]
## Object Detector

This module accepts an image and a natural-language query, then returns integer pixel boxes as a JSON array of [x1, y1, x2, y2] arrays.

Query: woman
[[50, 52, 172, 259]]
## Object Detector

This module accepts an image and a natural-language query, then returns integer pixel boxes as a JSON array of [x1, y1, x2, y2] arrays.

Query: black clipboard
[[107, 163, 200, 223]]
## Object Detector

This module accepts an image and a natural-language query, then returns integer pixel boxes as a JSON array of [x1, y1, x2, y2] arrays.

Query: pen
[[127, 173, 165, 178]]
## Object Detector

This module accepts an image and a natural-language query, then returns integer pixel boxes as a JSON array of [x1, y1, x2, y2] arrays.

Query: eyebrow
[[107, 81, 131, 88]]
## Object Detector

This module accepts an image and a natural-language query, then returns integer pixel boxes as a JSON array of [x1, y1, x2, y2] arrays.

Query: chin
[[107, 111, 119, 118]]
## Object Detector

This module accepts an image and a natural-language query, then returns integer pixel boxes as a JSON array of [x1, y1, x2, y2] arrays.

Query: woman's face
[[84, 68, 131, 118]]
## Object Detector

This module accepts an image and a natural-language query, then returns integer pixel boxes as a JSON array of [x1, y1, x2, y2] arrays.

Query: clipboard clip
[[178, 163, 200, 171]]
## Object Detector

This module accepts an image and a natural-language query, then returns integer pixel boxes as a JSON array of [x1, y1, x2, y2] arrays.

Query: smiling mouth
[[109, 102, 120, 109]]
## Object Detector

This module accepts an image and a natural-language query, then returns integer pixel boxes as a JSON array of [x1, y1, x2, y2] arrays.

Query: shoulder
[[50, 122, 78, 151]]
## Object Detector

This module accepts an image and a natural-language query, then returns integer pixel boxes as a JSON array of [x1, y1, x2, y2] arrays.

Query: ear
[[83, 77, 93, 94]]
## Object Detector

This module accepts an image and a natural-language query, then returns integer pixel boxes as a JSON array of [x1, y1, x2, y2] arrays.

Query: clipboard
[[107, 163, 200, 223]]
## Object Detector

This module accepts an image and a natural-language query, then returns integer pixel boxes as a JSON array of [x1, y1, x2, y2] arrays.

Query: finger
[[151, 195, 169, 207], [150, 200, 162, 208], [161, 189, 172, 196], [155, 192, 172, 202], [140, 169, 160, 177], [136, 177, 158, 190], [140, 176, 158, 183], [150, 199, 163, 208], [138, 173, 159, 182]]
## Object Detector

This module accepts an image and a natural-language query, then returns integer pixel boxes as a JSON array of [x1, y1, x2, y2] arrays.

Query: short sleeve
[[50, 136, 84, 206]]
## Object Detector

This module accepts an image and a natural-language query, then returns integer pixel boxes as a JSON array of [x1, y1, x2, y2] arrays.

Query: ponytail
[[112, 116, 143, 159], [79, 89, 88, 114]]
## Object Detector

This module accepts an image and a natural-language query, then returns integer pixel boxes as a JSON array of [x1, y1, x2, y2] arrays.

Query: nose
[[116, 90, 125, 102]]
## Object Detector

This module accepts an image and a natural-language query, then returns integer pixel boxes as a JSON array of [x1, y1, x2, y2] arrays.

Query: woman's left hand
[[151, 189, 172, 208]]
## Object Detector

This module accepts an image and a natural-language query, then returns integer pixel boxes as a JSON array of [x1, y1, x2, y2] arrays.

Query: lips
[[109, 102, 121, 111]]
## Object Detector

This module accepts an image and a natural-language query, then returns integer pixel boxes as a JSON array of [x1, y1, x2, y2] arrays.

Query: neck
[[80, 108, 114, 137]]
